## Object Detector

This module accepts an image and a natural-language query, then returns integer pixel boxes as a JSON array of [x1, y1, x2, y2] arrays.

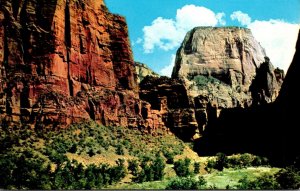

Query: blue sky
[[105, 0, 300, 76]]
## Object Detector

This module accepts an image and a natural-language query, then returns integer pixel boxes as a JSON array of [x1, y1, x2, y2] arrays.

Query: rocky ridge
[[135, 62, 159, 83]]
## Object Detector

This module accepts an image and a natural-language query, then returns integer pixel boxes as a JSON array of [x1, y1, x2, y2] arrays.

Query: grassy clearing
[[202, 167, 280, 189]]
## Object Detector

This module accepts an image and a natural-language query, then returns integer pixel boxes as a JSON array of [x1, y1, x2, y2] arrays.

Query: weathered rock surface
[[172, 27, 282, 108], [195, 30, 300, 166], [139, 76, 197, 140], [135, 62, 159, 83], [0, 0, 165, 131]]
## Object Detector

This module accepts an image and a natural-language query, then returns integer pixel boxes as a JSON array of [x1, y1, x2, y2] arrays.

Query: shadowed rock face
[[195, 30, 300, 167], [0, 0, 167, 130]]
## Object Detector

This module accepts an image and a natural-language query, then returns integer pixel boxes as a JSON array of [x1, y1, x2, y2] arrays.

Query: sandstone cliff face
[[0, 0, 165, 130], [172, 27, 282, 108], [135, 62, 159, 84]]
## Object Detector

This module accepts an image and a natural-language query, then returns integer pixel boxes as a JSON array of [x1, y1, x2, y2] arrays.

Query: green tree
[[215, 152, 228, 171], [194, 162, 201, 174], [128, 159, 139, 176], [152, 154, 166, 180], [174, 158, 192, 177], [165, 176, 207, 190]]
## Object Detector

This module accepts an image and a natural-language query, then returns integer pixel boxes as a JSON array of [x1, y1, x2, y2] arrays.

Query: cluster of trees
[[237, 168, 300, 190], [0, 150, 127, 189], [128, 154, 166, 183], [166, 176, 207, 190], [206, 153, 270, 172]]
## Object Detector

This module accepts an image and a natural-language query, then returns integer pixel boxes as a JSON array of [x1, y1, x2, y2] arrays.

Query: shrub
[[205, 159, 216, 173], [174, 158, 192, 177], [165, 176, 207, 190], [215, 152, 228, 171], [128, 159, 139, 176], [116, 144, 125, 155], [152, 154, 166, 180], [194, 162, 201, 174], [237, 174, 279, 189], [163, 150, 175, 164], [275, 167, 300, 189]]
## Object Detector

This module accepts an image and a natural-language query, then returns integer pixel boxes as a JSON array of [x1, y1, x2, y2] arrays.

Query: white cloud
[[142, 5, 225, 53], [248, 20, 299, 71], [230, 11, 252, 26], [159, 54, 176, 77]]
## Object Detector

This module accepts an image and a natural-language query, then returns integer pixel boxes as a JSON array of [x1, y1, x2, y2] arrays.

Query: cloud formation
[[159, 54, 176, 77], [230, 11, 252, 26], [143, 5, 225, 53], [230, 11, 299, 71]]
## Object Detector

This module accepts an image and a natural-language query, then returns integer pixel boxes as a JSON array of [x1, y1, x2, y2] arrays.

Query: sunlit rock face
[[0, 0, 169, 130], [172, 27, 283, 108]]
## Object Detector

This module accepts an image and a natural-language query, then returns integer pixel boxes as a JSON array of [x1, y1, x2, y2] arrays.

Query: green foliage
[[174, 158, 192, 177], [275, 167, 300, 189], [237, 174, 280, 189], [215, 152, 228, 171], [163, 150, 175, 164], [128, 159, 139, 176], [132, 154, 166, 183], [152, 154, 166, 181], [165, 176, 207, 190], [115, 144, 125, 155], [206, 153, 270, 172], [194, 162, 201, 174]]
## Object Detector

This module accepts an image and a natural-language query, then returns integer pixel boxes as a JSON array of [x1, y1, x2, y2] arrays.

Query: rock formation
[[140, 27, 283, 140], [172, 27, 282, 108], [195, 30, 300, 166], [139, 76, 197, 140], [0, 0, 164, 131], [135, 62, 159, 83]]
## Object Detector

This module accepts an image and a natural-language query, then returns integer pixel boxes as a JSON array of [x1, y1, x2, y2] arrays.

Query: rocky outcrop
[[0, 0, 165, 131], [139, 76, 197, 140], [195, 30, 300, 166], [138, 27, 284, 140], [172, 27, 282, 108], [135, 62, 159, 83]]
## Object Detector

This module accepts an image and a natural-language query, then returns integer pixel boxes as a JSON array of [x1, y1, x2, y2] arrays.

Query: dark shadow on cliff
[[194, 30, 300, 167]]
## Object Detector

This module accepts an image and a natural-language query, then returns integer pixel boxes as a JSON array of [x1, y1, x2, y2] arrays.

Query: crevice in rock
[[88, 99, 96, 120], [12, 0, 21, 19], [65, 0, 73, 96]]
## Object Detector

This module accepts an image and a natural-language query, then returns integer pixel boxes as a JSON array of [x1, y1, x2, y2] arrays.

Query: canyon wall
[[0, 0, 165, 131]]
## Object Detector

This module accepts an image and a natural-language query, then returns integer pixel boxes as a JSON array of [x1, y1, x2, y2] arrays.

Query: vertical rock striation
[[173, 27, 282, 108], [0, 0, 165, 130]]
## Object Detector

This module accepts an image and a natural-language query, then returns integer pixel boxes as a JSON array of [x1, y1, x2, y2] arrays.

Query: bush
[[205, 159, 216, 173], [165, 176, 207, 190], [215, 152, 228, 171], [275, 167, 300, 189], [163, 150, 175, 164], [128, 159, 139, 176], [152, 154, 166, 181], [237, 174, 279, 189], [116, 144, 125, 155], [194, 162, 200, 174], [174, 158, 192, 177]]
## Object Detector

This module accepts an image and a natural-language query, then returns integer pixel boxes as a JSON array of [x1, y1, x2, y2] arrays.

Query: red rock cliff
[[0, 0, 159, 129]]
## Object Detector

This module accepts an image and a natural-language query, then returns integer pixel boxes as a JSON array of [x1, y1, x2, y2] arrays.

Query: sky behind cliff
[[106, 0, 300, 76]]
